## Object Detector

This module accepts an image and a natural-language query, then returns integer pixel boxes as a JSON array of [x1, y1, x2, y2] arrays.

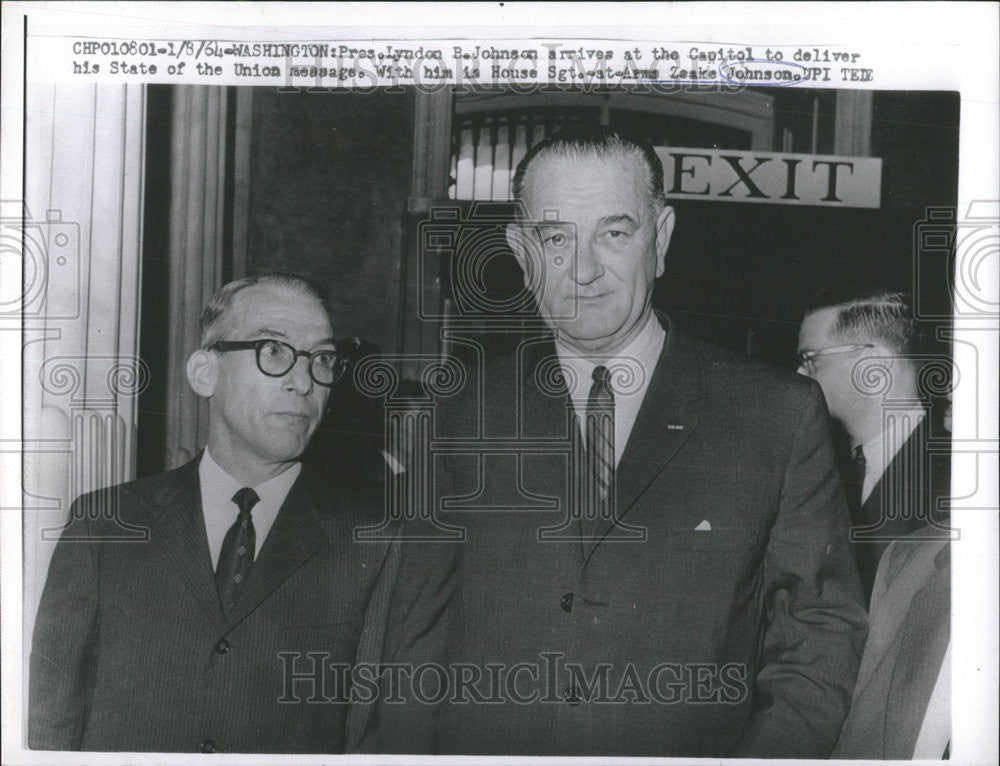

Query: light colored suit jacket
[[833, 533, 950, 759]]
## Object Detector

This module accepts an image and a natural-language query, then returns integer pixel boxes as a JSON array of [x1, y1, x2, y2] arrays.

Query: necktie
[[845, 444, 879, 603], [216, 487, 259, 615], [846, 444, 867, 512], [584, 365, 615, 521]]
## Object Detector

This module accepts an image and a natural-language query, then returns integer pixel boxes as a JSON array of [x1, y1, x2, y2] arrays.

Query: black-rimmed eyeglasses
[[797, 343, 874, 373], [208, 339, 348, 387]]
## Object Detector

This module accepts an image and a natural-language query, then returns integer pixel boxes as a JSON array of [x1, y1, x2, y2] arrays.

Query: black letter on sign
[[669, 153, 712, 195], [718, 156, 770, 198], [812, 160, 855, 202]]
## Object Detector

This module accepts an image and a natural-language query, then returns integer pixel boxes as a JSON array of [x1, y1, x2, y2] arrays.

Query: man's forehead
[[226, 284, 332, 334], [799, 307, 841, 343], [522, 149, 651, 202]]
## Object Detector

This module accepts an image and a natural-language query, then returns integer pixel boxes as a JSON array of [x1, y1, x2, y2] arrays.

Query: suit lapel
[[146, 456, 226, 628], [516, 335, 586, 551], [224, 469, 332, 629], [586, 315, 706, 559], [862, 415, 929, 518]]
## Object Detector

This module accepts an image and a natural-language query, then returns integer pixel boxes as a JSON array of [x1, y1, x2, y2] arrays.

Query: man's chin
[[553, 322, 623, 352], [262, 437, 311, 465]]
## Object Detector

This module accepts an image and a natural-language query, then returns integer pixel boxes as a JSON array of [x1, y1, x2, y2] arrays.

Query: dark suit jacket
[[435, 315, 867, 758], [833, 534, 950, 758], [852, 417, 952, 601], [29, 457, 455, 753]]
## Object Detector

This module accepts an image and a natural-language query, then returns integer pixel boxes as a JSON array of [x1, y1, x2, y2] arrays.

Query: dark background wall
[[246, 87, 416, 353]]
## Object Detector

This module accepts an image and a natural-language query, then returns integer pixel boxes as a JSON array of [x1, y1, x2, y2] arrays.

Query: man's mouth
[[273, 411, 313, 423]]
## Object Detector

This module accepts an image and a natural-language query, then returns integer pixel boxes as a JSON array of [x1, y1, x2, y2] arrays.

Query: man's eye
[[543, 232, 567, 247], [605, 230, 628, 241], [312, 351, 338, 368], [261, 341, 286, 358]]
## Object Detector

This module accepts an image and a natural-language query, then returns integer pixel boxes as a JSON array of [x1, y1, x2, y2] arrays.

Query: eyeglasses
[[797, 343, 874, 372], [208, 339, 348, 387]]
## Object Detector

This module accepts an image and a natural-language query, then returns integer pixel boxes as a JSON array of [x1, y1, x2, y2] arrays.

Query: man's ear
[[868, 342, 895, 368], [506, 222, 537, 290], [186, 349, 218, 398], [654, 205, 676, 278]]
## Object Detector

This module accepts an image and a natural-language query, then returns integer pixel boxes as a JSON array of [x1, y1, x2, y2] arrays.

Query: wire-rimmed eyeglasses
[[796, 343, 874, 372], [208, 339, 348, 387]]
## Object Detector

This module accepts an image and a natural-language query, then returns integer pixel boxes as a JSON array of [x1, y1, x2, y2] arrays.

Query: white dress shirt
[[555, 312, 666, 467], [855, 409, 925, 504], [199, 448, 301, 568]]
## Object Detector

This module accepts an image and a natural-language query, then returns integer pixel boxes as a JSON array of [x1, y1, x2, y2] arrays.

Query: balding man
[[30, 273, 453, 754]]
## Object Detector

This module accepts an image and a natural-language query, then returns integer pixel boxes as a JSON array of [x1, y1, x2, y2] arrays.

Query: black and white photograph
[[2, 2, 997, 764]]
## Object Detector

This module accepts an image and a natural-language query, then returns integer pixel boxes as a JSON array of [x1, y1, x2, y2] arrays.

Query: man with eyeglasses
[[30, 273, 455, 754], [797, 295, 953, 760], [796, 289, 951, 602]]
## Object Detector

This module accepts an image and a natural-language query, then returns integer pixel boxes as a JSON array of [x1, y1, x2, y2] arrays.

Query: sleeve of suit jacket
[[355, 529, 459, 754], [29, 498, 100, 750], [734, 380, 868, 758]]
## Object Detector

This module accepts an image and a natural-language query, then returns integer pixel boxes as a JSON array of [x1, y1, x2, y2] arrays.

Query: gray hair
[[199, 273, 332, 348], [804, 289, 919, 356], [511, 125, 667, 214]]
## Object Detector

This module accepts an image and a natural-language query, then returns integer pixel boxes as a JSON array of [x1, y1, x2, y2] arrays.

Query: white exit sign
[[655, 147, 882, 208]]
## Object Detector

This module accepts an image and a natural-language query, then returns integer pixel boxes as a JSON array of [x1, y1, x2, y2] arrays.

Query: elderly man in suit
[[796, 290, 952, 602], [434, 127, 867, 758], [30, 273, 453, 754]]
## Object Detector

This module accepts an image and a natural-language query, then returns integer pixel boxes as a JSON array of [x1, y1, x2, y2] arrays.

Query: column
[[163, 86, 230, 468], [399, 90, 453, 379], [834, 90, 873, 156], [21, 82, 147, 616]]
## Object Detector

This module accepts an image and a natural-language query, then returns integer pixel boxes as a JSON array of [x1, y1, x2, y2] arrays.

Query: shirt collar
[[855, 409, 924, 504], [855, 408, 925, 455], [555, 312, 665, 401], [200, 447, 302, 508]]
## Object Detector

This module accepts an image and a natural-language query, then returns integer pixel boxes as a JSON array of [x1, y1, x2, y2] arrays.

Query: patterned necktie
[[216, 487, 259, 615], [584, 365, 615, 519]]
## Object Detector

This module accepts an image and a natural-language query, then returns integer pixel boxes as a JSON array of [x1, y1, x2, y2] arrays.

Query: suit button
[[560, 592, 574, 612], [200, 739, 216, 753], [214, 639, 231, 655], [563, 684, 582, 706]]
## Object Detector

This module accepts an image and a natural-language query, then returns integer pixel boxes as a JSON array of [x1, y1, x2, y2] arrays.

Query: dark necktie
[[845, 444, 879, 603], [846, 444, 867, 513], [216, 487, 259, 615], [584, 365, 615, 521]]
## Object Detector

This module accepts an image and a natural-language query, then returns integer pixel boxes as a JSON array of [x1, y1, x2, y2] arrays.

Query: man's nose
[[283, 356, 314, 394], [572, 238, 603, 284]]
